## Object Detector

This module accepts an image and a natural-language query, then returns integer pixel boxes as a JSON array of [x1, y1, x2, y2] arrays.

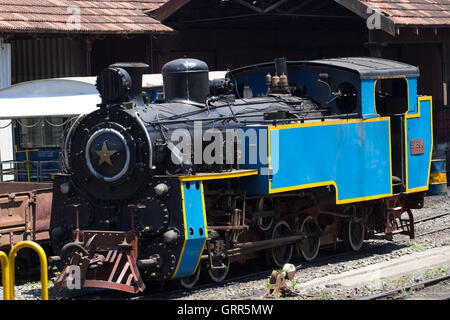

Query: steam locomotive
[[49, 57, 433, 293]]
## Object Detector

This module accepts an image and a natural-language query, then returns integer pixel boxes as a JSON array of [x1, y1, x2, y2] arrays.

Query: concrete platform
[[298, 245, 450, 290]]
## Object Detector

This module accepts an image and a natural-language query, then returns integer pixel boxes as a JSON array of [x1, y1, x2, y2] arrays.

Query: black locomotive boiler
[[49, 57, 432, 293]]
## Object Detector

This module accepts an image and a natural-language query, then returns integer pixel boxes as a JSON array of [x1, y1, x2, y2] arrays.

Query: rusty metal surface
[[54, 230, 146, 293], [0, 182, 52, 194], [264, 270, 298, 298], [410, 139, 425, 155], [0, 0, 173, 34], [363, 0, 450, 26], [33, 190, 52, 241], [0, 182, 52, 248]]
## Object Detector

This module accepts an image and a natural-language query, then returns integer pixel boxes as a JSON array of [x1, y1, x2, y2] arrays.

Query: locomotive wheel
[[256, 197, 274, 232], [298, 216, 320, 261], [207, 257, 230, 283], [179, 263, 202, 289], [269, 220, 293, 268], [257, 216, 274, 232], [60, 242, 89, 264], [343, 219, 365, 251]]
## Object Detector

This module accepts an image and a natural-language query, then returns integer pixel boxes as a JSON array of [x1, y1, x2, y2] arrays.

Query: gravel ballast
[[3, 194, 449, 300]]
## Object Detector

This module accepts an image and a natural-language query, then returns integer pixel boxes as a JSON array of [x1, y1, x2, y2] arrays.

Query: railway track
[[54, 212, 450, 300], [414, 211, 450, 237], [138, 218, 450, 300], [130, 237, 420, 300], [59, 241, 432, 300], [357, 273, 450, 300], [415, 212, 449, 224], [56, 240, 394, 300], [417, 226, 450, 237]]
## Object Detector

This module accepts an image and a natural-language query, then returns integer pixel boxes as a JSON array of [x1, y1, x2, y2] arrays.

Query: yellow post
[[0, 251, 11, 300], [25, 150, 30, 182], [8, 241, 48, 300], [14, 146, 39, 182]]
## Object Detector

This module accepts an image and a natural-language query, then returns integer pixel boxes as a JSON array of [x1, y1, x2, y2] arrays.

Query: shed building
[[150, 0, 450, 181]]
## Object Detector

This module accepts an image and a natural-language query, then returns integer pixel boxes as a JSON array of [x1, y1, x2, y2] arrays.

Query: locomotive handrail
[[0, 251, 11, 300], [8, 241, 48, 300], [62, 114, 85, 170], [146, 112, 360, 125]]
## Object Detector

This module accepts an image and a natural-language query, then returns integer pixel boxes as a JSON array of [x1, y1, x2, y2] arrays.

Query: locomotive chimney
[[96, 62, 150, 106]]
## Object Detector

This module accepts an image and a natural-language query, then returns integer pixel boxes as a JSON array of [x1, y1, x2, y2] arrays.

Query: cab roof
[[307, 57, 420, 80], [230, 57, 420, 80]]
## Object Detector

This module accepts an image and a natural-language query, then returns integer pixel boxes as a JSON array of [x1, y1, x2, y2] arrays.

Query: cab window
[[375, 78, 408, 115]]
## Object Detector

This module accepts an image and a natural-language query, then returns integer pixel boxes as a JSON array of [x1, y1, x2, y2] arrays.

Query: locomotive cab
[[230, 58, 430, 195]]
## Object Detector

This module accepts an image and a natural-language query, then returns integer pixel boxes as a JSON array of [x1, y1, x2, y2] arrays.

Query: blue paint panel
[[269, 119, 392, 202], [408, 78, 418, 113], [406, 98, 432, 191], [173, 181, 207, 279], [361, 79, 377, 118], [237, 126, 270, 194]]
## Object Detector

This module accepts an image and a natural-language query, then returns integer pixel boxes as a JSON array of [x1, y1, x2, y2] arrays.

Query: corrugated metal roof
[[362, 0, 450, 26], [309, 57, 420, 79], [0, 0, 173, 34]]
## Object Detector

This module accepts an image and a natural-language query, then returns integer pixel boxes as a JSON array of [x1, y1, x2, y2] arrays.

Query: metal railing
[[0, 241, 48, 300], [0, 160, 59, 182]]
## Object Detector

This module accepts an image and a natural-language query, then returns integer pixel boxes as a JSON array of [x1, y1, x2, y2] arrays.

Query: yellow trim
[[388, 116, 393, 195], [268, 126, 271, 191], [430, 172, 447, 184], [269, 180, 393, 205], [0, 251, 10, 300], [267, 115, 387, 131], [267, 117, 393, 204], [405, 186, 429, 193], [404, 96, 433, 193], [171, 182, 188, 279], [171, 181, 209, 279], [178, 169, 258, 182]]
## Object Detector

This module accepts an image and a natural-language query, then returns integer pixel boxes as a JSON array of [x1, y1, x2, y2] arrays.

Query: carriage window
[[19, 117, 64, 148], [375, 78, 408, 115]]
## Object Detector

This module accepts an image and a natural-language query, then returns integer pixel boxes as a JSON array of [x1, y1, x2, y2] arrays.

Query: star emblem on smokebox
[[95, 141, 117, 166]]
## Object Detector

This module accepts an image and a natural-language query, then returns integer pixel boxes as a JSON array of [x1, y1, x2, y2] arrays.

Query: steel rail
[[53, 219, 449, 300], [133, 241, 396, 300], [415, 212, 449, 224], [57, 237, 404, 300], [57, 239, 407, 300], [357, 273, 450, 300], [416, 225, 450, 237]]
